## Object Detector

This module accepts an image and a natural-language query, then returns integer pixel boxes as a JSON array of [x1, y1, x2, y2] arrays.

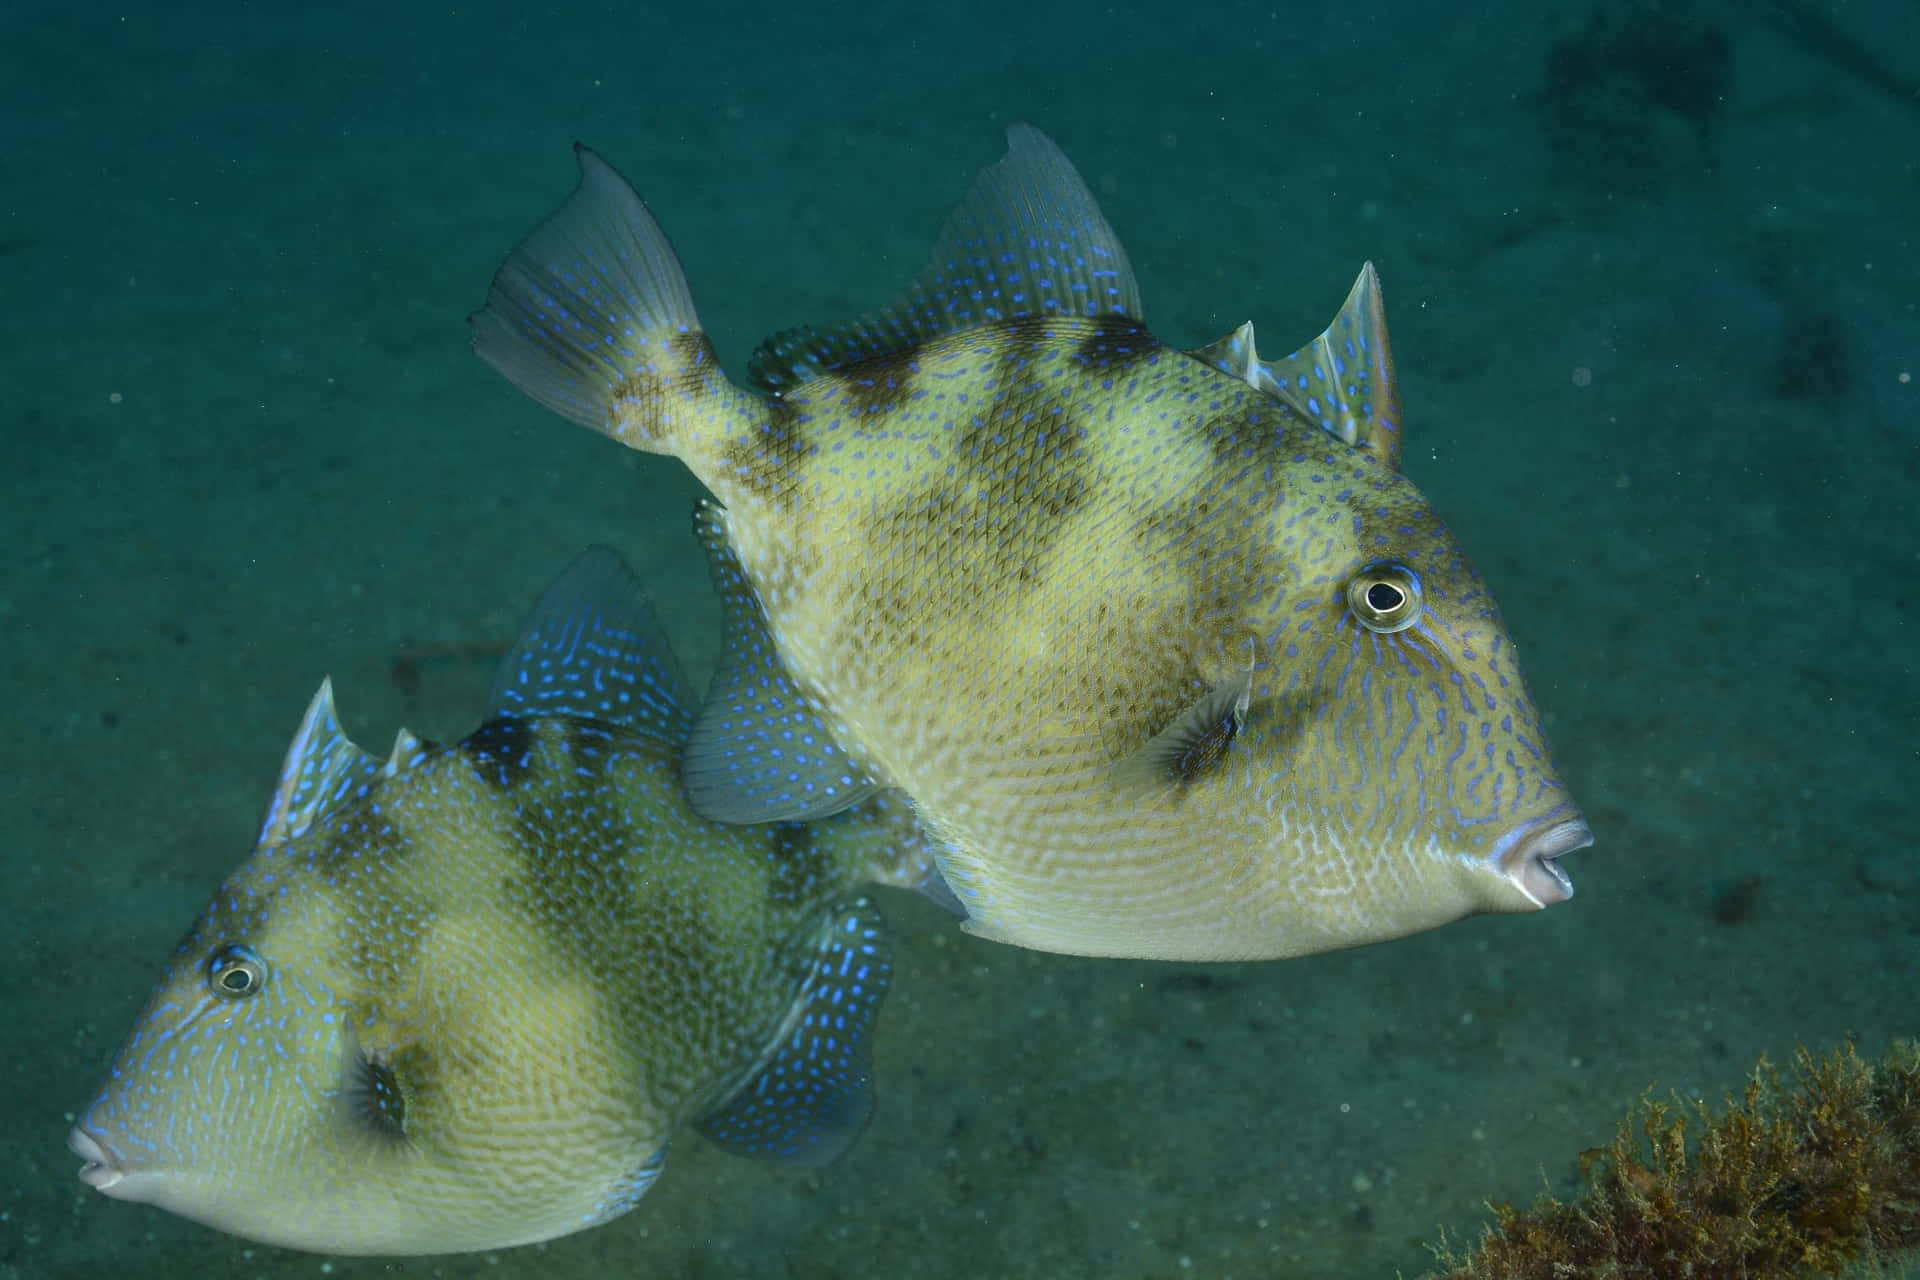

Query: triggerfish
[[470, 125, 1591, 962], [68, 548, 927, 1254]]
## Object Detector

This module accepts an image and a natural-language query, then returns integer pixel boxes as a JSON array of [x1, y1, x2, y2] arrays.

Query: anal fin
[[682, 500, 880, 824], [581, 1144, 669, 1228], [696, 898, 890, 1167]]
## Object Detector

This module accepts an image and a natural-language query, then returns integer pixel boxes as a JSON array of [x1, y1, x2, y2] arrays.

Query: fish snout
[[68, 1123, 127, 1193], [1502, 817, 1592, 907]]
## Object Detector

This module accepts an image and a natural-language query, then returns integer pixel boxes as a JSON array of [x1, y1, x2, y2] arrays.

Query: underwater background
[[3, 0, 1916, 1275]]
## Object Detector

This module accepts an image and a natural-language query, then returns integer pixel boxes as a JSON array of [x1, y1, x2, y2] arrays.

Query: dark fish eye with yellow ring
[[207, 944, 267, 998], [1347, 562, 1423, 633]]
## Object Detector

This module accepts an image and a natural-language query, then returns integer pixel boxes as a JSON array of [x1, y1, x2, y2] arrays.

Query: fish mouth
[[68, 1125, 127, 1193], [1502, 817, 1592, 907]]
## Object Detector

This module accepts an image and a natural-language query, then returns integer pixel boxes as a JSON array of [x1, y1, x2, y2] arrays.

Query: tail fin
[[469, 144, 738, 458]]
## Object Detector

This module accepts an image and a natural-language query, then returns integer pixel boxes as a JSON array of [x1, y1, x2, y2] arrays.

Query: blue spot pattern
[[1248, 265, 1402, 453], [256, 681, 384, 846], [469, 145, 700, 432], [695, 898, 890, 1166], [747, 124, 1143, 393], [580, 1143, 670, 1227], [485, 545, 693, 746], [680, 501, 877, 824]]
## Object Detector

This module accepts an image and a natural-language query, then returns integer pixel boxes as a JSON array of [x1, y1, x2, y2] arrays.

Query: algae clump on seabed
[[1428, 1040, 1920, 1279]]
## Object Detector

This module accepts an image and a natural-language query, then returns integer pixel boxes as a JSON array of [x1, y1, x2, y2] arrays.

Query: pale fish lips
[[68, 1124, 127, 1194], [1501, 816, 1594, 907]]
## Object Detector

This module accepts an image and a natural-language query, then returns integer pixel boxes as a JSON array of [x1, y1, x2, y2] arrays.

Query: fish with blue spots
[[68, 547, 929, 1255], [470, 125, 1591, 962]]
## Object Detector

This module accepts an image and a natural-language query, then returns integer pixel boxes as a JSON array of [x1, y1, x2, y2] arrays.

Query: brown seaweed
[[1427, 1040, 1920, 1278]]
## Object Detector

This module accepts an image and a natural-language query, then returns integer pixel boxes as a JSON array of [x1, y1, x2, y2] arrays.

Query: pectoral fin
[[1119, 667, 1254, 791]]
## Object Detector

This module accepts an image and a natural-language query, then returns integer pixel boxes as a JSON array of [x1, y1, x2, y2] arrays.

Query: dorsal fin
[[1186, 320, 1260, 384], [257, 679, 384, 846], [383, 726, 431, 776], [484, 545, 693, 748], [747, 124, 1143, 392], [469, 144, 702, 434], [1246, 262, 1403, 468]]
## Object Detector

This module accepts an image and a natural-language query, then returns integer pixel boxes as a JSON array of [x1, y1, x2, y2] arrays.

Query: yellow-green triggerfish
[[470, 125, 1592, 962], [68, 548, 927, 1254]]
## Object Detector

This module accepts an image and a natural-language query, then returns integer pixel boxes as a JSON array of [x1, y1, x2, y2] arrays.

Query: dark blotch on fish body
[[354, 1056, 408, 1143], [833, 350, 921, 420], [767, 823, 831, 908], [1072, 315, 1157, 374], [463, 717, 537, 789], [722, 396, 811, 508]]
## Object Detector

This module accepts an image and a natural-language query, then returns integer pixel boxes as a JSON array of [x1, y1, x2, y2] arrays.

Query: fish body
[[69, 549, 920, 1255], [471, 126, 1590, 962]]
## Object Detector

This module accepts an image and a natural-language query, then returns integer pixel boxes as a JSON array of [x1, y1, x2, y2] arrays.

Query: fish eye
[[207, 944, 268, 998], [1347, 562, 1422, 633]]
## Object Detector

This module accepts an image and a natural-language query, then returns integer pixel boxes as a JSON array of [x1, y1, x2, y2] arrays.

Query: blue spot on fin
[[382, 727, 430, 776], [696, 897, 891, 1167], [469, 144, 700, 431], [682, 501, 879, 823], [484, 545, 693, 748], [1185, 320, 1259, 383], [747, 123, 1144, 393], [1247, 262, 1403, 468], [257, 679, 383, 845], [580, 1143, 669, 1228]]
